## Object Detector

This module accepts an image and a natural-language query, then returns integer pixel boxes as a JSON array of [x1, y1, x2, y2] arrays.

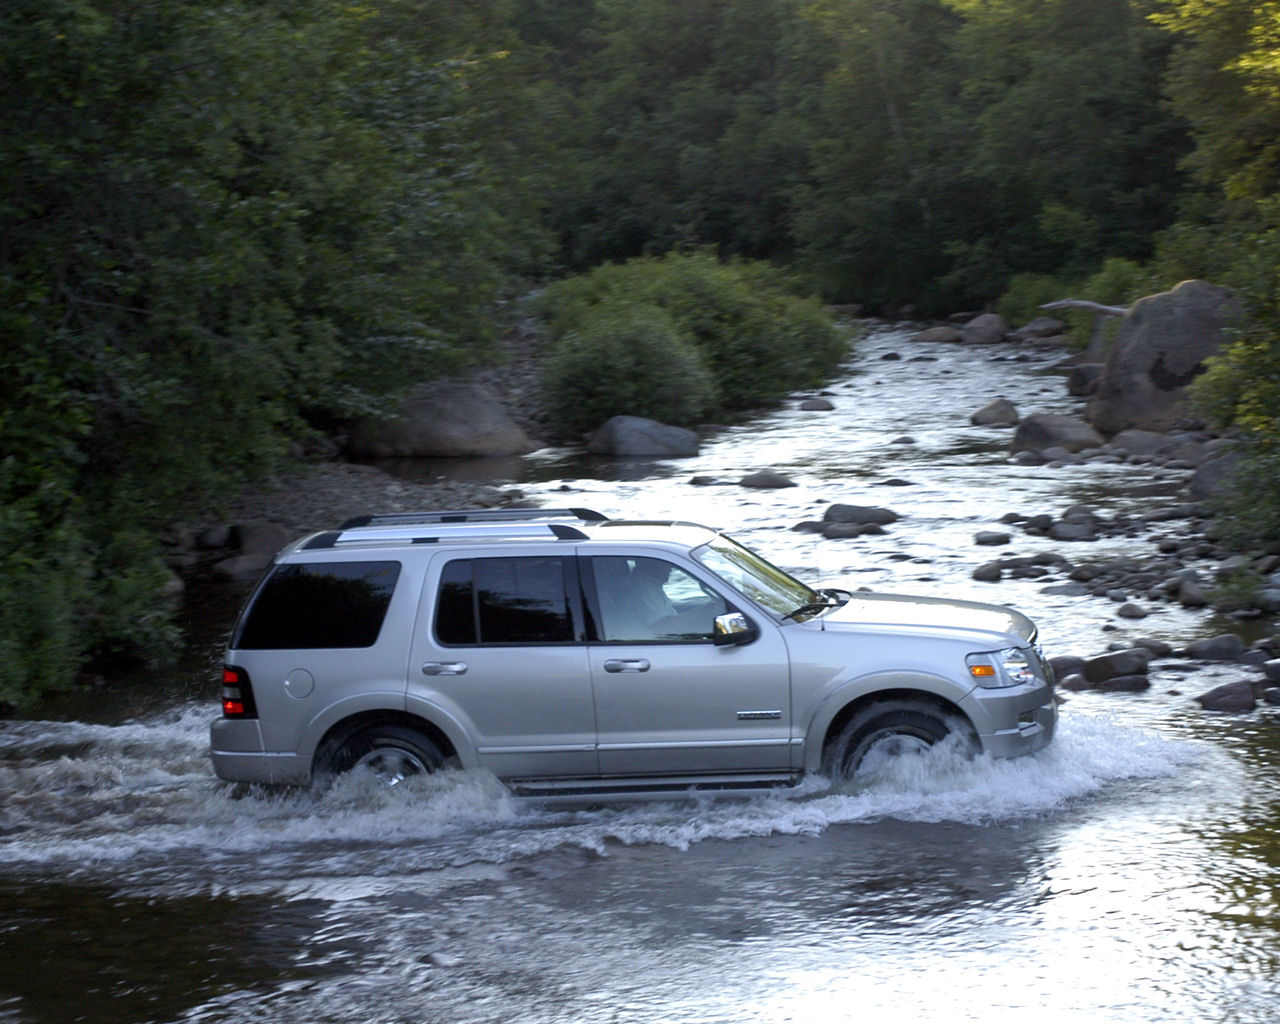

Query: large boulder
[[961, 313, 1009, 345], [349, 380, 535, 458], [1087, 280, 1243, 436], [587, 416, 700, 457], [1011, 414, 1104, 454]]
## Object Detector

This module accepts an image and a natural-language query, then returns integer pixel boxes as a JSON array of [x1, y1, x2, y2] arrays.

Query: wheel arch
[[803, 679, 975, 775]]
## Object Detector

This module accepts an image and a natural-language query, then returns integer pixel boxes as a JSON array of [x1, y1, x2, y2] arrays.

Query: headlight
[[966, 647, 1042, 689]]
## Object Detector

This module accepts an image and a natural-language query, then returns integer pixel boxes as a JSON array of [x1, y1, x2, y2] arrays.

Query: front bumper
[[962, 680, 1057, 759], [210, 718, 311, 785]]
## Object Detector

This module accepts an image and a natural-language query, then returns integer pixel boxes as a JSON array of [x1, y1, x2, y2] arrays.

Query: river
[[2, 325, 1278, 1024]]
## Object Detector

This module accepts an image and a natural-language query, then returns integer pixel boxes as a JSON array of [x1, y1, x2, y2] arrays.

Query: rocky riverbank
[[172, 305, 1280, 715]]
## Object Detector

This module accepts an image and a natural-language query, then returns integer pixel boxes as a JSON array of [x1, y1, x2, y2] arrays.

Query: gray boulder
[[1010, 316, 1065, 340], [1185, 633, 1247, 661], [1011, 414, 1104, 454], [1087, 280, 1243, 436], [961, 313, 1009, 345], [971, 399, 1020, 426], [349, 380, 535, 458], [588, 416, 700, 457], [799, 397, 835, 411], [1195, 679, 1256, 712], [1189, 450, 1240, 500], [1083, 649, 1151, 684], [824, 504, 900, 525], [739, 470, 797, 488], [911, 326, 963, 343], [1067, 363, 1104, 397]]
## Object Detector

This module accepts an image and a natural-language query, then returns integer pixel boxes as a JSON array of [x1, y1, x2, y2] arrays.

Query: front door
[[585, 555, 793, 776]]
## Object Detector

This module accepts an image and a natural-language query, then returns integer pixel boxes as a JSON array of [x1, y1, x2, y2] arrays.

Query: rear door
[[408, 551, 597, 779], [584, 554, 793, 776]]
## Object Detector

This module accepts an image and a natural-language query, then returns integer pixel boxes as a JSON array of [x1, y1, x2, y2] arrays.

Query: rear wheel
[[322, 724, 444, 787], [823, 701, 962, 780]]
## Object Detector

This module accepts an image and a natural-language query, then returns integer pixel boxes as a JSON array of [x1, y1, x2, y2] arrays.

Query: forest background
[[2, 0, 1279, 706]]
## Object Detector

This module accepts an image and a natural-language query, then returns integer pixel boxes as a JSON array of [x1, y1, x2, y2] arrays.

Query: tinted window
[[591, 556, 727, 642], [234, 561, 401, 649], [435, 557, 573, 645]]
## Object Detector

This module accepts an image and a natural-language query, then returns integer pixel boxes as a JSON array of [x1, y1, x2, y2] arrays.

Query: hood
[[819, 591, 1035, 646]]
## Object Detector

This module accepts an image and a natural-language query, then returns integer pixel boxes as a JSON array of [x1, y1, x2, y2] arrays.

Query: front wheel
[[823, 701, 968, 781], [321, 724, 444, 787]]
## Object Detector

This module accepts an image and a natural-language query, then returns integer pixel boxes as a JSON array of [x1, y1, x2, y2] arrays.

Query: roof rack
[[338, 507, 607, 530], [302, 513, 602, 550]]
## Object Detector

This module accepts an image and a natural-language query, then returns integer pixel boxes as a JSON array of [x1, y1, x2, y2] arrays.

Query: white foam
[[0, 706, 1205, 881]]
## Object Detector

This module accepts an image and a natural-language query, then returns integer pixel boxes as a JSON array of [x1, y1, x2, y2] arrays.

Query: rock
[[1177, 580, 1210, 608], [971, 399, 1020, 426], [588, 416, 701, 457], [1189, 450, 1240, 500], [1195, 679, 1256, 712], [349, 380, 535, 458], [961, 313, 1009, 345], [1011, 414, 1105, 454], [1264, 687, 1280, 705], [739, 470, 797, 489], [234, 520, 292, 560], [1049, 521, 1097, 542], [197, 524, 234, 549], [1263, 659, 1280, 684], [1133, 638, 1174, 658], [1067, 363, 1104, 397], [212, 553, 273, 581], [1095, 674, 1152, 692], [1185, 633, 1247, 661], [975, 531, 1011, 546], [1087, 280, 1244, 436], [1117, 603, 1148, 619], [1011, 316, 1065, 340], [911, 326, 963, 343], [1049, 655, 1087, 679], [822, 522, 885, 539], [824, 504, 900, 525], [972, 561, 1002, 582], [799, 397, 835, 411], [1083, 649, 1151, 683]]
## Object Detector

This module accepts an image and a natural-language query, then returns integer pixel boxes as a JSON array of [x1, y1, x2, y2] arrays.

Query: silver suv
[[210, 508, 1056, 796]]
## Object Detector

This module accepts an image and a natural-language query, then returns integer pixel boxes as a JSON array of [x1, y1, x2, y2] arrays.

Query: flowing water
[[3, 326, 1278, 1024]]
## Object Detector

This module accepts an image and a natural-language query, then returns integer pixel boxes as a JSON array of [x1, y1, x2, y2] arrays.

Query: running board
[[508, 772, 802, 801]]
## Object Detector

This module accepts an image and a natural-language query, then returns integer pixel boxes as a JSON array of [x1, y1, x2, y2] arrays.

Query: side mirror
[[713, 612, 757, 646]]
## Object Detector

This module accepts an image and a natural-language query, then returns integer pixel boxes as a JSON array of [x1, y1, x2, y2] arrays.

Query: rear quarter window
[[233, 560, 401, 650]]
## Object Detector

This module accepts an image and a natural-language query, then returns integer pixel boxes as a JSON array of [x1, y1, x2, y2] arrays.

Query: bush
[[538, 253, 850, 426], [543, 307, 717, 436]]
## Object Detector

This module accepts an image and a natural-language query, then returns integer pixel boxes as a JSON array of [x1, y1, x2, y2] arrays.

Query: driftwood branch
[[1040, 298, 1128, 317], [1041, 299, 1130, 360]]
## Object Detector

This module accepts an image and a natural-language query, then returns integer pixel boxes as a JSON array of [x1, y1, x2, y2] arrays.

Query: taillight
[[221, 665, 257, 718]]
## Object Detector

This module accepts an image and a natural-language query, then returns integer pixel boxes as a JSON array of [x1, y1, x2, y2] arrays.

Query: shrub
[[543, 307, 717, 436], [538, 253, 850, 423]]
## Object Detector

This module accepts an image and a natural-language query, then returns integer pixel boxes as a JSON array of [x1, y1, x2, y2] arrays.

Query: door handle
[[603, 658, 650, 673], [422, 661, 467, 676]]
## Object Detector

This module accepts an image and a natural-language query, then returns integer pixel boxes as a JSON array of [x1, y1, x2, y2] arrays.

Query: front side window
[[435, 557, 573, 645], [590, 556, 728, 643], [234, 560, 401, 649]]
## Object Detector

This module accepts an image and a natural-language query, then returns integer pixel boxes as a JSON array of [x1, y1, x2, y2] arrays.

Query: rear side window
[[436, 557, 573, 645], [234, 560, 401, 650]]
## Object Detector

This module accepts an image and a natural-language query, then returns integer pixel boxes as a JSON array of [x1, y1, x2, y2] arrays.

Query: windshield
[[694, 534, 819, 618]]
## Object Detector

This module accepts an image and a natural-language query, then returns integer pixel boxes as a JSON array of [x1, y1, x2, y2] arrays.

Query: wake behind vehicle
[[211, 508, 1056, 796]]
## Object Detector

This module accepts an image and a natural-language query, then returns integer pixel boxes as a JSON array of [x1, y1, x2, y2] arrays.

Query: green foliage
[[538, 254, 849, 431], [0, 0, 547, 704], [544, 308, 717, 436]]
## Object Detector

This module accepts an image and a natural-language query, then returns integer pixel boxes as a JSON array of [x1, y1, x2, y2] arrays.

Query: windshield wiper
[[782, 588, 850, 622]]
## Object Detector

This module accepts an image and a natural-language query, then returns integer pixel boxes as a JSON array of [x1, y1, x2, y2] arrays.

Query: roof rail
[[303, 521, 592, 549], [338, 507, 607, 530]]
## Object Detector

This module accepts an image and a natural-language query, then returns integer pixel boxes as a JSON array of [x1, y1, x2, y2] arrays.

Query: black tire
[[823, 700, 965, 780], [322, 724, 444, 787]]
